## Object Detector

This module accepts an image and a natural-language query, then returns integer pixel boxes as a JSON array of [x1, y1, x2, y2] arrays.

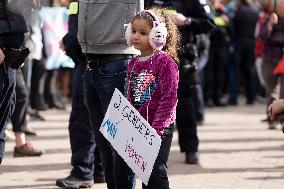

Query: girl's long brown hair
[[132, 7, 181, 63]]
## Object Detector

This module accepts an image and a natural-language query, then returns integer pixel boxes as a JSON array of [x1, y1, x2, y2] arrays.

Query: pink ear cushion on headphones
[[124, 11, 168, 50], [149, 21, 168, 50]]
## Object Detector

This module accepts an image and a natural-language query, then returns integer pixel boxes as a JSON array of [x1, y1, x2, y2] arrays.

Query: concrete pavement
[[1, 101, 284, 189]]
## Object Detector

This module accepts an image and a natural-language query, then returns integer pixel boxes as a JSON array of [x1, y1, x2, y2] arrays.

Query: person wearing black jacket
[[55, 1, 104, 188], [233, 0, 259, 105], [146, 0, 215, 164], [0, 0, 31, 164]]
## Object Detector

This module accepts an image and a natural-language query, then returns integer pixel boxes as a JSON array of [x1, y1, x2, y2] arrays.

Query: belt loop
[[87, 60, 92, 70]]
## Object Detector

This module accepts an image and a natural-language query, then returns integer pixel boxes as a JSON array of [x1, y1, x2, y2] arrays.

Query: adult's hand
[[267, 13, 278, 31], [59, 40, 65, 51], [268, 99, 284, 120], [174, 13, 190, 26]]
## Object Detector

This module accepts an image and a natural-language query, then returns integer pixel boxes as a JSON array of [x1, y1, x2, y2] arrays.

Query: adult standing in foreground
[[78, 1, 143, 188], [56, 0, 105, 188]]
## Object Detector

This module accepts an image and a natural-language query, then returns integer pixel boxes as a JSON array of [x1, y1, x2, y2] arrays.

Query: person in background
[[204, 0, 229, 107], [55, 1, 105, 188], [232, 0, 259, 105], [259, 0, 284, 129], [146, 0, 215, 165], [11, 69, 43, 157], [268, 99, 284, 120], [0, 0, 36, 163]]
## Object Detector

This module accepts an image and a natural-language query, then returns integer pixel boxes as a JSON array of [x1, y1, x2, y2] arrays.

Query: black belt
[[87, 54, 133, 70]]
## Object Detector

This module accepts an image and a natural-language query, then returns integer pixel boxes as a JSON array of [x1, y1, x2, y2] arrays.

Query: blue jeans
[[69, 63, 101, 180], [83, 56, 135, 189], [0, 66, 16, 161]]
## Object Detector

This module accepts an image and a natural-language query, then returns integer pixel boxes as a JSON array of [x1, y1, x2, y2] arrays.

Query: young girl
[[126, 8, 180, 189]]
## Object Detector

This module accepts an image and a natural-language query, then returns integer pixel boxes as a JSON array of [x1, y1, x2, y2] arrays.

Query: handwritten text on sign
[[100, 89, 161, 185]]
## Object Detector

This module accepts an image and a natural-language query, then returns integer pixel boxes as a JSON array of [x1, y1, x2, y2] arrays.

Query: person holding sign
[[125, 8, 180, 189]]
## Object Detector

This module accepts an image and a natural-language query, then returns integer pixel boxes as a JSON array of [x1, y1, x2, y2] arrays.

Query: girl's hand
[[0, 49, 5, 65], [268, 99, 284, 120]]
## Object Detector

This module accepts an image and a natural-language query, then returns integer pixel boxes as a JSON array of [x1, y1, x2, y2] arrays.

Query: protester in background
[[232, 0, 259, 105], [204, 0, 229, 107], [0, 0, 30, 163], [259, 0, 284, 129], [146, 0, 214, 165]]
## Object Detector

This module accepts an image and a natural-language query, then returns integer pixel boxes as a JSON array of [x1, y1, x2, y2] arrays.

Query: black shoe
[[205, 100, 214, 107], [36, 104, 48, 111], [246, 99, 254, 105], [93, 175, 105, 183], [228, 100, 238, 106], [214, 100, 226, 107], [197, 120, 204, 126], [24, 129, 37, 136], [49, 102, 65, 110], [261, 117, 269, 123], [185, 152, 198, 164], [56, 175, 93, 189], [28, 111, 45, 121]]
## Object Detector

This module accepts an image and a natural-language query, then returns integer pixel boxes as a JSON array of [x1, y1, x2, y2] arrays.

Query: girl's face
[[130, 18, 154, 56]]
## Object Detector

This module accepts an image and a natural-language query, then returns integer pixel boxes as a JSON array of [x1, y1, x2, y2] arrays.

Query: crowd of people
[[0, 0, 284, 189]]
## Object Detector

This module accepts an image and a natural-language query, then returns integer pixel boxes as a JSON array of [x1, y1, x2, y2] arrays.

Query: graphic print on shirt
[[131, 70, 157, 109]]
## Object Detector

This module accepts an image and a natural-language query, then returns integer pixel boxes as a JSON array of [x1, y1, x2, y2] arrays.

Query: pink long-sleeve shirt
[[127, 51, 179, 135]]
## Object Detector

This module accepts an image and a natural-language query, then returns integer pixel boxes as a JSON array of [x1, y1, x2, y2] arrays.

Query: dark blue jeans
[[0, 65, 16, 162], [83, 56, 135, 189], [69, 63, 101, 180]]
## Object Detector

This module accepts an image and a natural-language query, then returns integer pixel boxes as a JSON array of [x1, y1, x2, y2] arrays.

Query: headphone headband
[[140, 10, 162, 24], [125, 9, 168, 50]]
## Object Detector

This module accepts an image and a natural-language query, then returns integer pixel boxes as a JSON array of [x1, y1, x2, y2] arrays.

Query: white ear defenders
[[125, 10, 168, 50]]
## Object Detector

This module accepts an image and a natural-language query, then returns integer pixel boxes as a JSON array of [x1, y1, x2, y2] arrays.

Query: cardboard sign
[[100, 89, 161, 185]]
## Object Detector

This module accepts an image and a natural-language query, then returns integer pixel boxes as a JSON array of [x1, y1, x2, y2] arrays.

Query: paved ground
[[1, 100, 284, 189]]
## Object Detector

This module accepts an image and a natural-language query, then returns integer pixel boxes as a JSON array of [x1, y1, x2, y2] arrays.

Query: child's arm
[[151, 57, 179, 135], [268, 99, 284, 120]]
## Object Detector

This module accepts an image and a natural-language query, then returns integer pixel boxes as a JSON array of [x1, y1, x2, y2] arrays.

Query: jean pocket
[[98, 59, 128, 77]]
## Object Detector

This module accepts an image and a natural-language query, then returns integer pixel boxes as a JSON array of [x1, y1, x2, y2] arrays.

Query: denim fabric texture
[[83, 57, 135, 189], [69, 63, 98, 180], [0, 66, 16, 160]]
